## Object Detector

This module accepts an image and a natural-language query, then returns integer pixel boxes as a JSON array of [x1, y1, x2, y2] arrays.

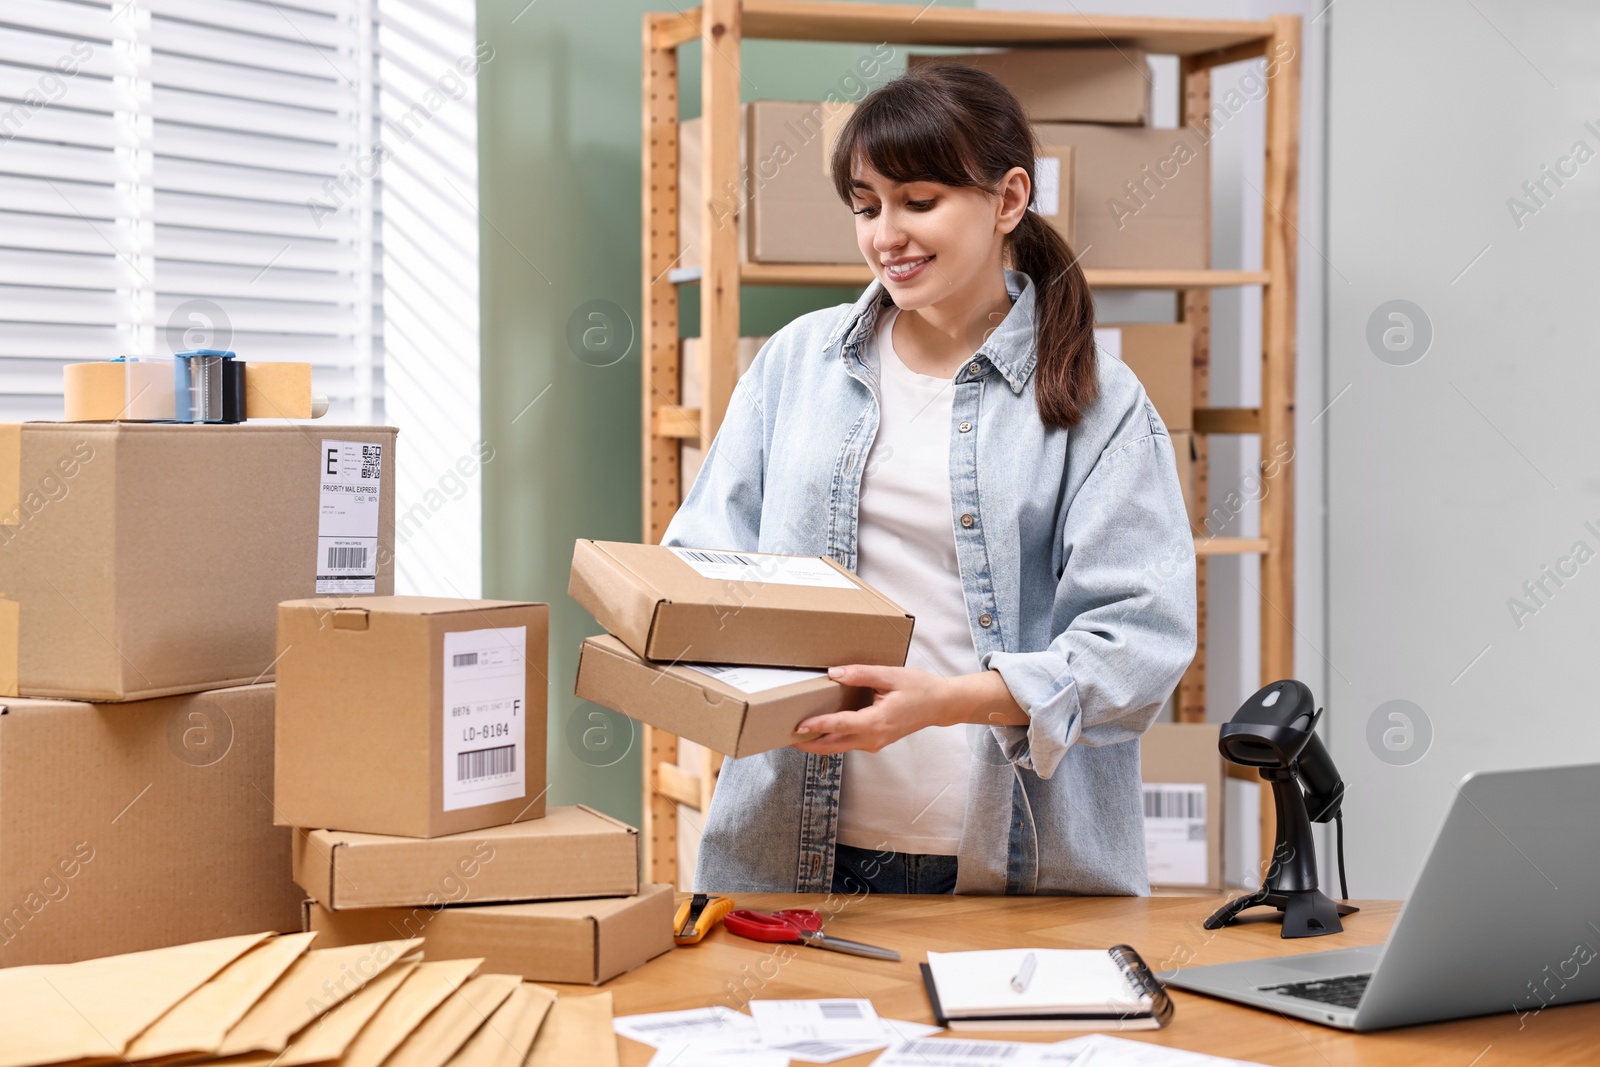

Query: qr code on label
[[360, 444, 381, 479]]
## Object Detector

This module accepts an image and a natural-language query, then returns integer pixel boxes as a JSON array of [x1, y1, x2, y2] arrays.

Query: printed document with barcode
[[442, 626, 526, 812], [667, 546, 857, 589], [749, 999, 884, 1045], [316, 439, 382, 593], [1142, 782, 1209, 886]]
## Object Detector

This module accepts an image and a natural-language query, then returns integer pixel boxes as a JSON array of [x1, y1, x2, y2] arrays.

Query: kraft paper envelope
[[527, 992, 617, 1067], [445, 983, 558, 1067], [273, 960, 418, 1066], [127, 933, 318, 1060], [216, 939, 421, 1057], [0, 932, 269, 1067], [339, 958, 484, 1067], [385, 974, 521, 1067]]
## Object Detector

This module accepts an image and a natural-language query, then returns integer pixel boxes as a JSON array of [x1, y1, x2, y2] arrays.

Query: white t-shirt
[[836, 306, 978, 856]]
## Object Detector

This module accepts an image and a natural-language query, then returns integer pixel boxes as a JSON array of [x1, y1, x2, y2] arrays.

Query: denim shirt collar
[[823, 268, 1039, 395]]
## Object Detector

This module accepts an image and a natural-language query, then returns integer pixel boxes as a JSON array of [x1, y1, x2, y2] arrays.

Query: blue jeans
[[831, 843, 959, 895]]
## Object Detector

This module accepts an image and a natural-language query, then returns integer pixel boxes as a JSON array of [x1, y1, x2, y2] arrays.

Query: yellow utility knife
[[674, 893, 735, 945]]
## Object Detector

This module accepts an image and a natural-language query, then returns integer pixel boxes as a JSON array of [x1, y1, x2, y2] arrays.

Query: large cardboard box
[[569, 539, 913, 668], [1034, 123, 1209, 270], [1095, 323, 1193, 431], [909, 49, 1151, 125], [0, 683, 301, 966], [0, 423, 396, 701], [293, 805, 639, 910], [1141, 722, 1225, 893], [275, 597, 549, 838], [305, 883, 675, 985], [575, 635, 872, 758]]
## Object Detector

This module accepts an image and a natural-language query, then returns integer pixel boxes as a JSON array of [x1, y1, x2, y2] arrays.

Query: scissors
[[723, 908, 901, 961]]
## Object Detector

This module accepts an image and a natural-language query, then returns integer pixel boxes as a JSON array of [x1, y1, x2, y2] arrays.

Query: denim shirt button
[[958, 420, 972, 433], [967, 360, 982, 376], [960, 513, 975, 528], [979, 612, 993, 627]]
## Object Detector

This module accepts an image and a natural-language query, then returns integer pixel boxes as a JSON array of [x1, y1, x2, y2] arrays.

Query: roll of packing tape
[[63, 360, 177, 422]]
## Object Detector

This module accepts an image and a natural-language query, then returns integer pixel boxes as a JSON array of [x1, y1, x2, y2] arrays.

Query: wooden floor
[[544, 892, 1598, 1066]]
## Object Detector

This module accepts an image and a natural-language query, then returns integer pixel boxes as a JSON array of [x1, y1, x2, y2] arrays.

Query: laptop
[[1162, 762, 1600, 1031]]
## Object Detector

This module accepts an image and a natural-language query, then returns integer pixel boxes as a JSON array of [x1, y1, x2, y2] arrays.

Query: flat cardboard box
[[275, 597, 549, 838], [293, 805, 640, 910], [0, 422, 396, 701], [1035, 122, 1209, 270], [569, 539, 913, 668], [305, 884, 676, 985], [1095, 323, 1193, 431], [909, 49, 1151, 124], [1141, 722, 1225, 893], [574, 634, 872, 758], [0, 683, 301, 966]]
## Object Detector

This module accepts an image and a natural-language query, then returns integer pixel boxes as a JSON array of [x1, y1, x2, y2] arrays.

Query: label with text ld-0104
[[317, 440, 382, 594], [443, 626, 527, 812], [667, 547, 856, 589]]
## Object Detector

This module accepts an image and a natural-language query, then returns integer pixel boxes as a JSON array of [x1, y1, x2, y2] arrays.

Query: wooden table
[[551, 892, 1599, 1066]]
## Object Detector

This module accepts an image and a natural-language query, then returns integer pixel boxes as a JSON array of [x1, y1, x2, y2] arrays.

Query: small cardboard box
[[1095, 323, 1193, 432], [275, 596, 550, 838], [569, 540, 913, 668], [1034, 123, 1209, 270], [0, 683, 301, 966], [575, 635, 872, 758], [0, 423, 396, 701], [910, 49, 1151, 125], [1141, 722, 1225, 893], [305, 883, 676, 985], [293, 805, 640, 910]]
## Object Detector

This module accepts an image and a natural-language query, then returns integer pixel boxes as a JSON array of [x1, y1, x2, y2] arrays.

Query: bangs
[[829, 90, 986, 201]]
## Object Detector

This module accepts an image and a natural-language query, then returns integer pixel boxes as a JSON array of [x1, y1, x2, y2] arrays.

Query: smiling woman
[[660, 62, 1197, 898]]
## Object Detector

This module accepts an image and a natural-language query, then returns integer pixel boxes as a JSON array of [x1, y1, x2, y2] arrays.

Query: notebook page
[[926, 949, 1149, 1016]]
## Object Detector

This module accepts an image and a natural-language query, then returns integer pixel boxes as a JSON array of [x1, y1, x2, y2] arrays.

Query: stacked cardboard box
[[1094, 323, 1200, 525], [274, 595, 674, 984], [0, 422, 398, 964], [569, 539, 913, 757]]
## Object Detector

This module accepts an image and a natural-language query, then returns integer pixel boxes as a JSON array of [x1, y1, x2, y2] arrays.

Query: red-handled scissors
[[723, 908, 901, 961]]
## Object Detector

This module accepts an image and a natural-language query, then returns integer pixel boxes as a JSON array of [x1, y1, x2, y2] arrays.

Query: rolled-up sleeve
[[659, 352, 768, 553], [979, 429, 1197, 779]]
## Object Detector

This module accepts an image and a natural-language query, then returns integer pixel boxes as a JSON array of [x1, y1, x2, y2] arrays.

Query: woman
[[660, 63, 1196, 897]]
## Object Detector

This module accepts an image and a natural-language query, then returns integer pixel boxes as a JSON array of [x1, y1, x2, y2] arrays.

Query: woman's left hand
[[790, 663, 958, 755]]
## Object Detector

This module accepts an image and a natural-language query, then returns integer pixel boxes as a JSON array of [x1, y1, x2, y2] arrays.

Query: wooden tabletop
[[546, 891, 1600, 1066]]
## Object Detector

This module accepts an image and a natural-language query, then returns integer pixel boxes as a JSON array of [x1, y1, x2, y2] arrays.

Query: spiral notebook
[[920, 946, 1174, 1031]]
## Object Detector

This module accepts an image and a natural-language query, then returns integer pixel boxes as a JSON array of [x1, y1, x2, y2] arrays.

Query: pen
[[1011, 951, 1037, 993]]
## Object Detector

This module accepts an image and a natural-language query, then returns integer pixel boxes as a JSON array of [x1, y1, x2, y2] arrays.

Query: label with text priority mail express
[[317, 439, 382, 593], [668, 547, 856, 589], [443, 626, 527, 812]]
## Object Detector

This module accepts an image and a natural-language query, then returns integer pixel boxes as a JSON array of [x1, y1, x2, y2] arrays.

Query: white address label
[[317, 440, 381, 594], [667, 547, 855, 589], [443, 626, 527, 812], [1143, 782, 1208, 886], [686, 662, 829, 694]]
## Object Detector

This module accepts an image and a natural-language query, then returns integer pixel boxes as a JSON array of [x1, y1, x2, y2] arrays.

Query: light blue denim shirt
[[660, 269, 1197, 896]]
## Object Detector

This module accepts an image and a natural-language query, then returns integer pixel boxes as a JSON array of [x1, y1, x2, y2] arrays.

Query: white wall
[[1326, 0, 1600, 897]]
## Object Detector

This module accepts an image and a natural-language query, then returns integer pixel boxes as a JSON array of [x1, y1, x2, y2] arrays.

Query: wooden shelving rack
[[640, 0, 1302, 888]]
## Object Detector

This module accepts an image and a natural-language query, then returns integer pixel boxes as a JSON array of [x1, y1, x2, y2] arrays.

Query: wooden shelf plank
[[1193, 406, 1261, 434], [670, 263, 1272, 290], [739, 1, 1273, 56], [1195, 537, 1269, 556]]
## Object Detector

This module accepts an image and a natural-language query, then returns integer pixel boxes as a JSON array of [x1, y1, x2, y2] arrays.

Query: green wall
[[476, 0, 972, 826]]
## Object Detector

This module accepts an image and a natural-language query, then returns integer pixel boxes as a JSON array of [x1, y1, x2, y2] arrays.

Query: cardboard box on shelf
[[574, 634, 872, 758], [569, 539, 913, 668], [1141, 722, 1226, 893], [275, 597, 549, 839], [909, 49, 1151, 125], [1094, 323, 1193, 432], [1172, 430, 1200, 531], [680, 102, 862, 268], [305, 883, 676, 985], [293, 805, 640, 910], [1029, 143, 1076, 250], [0, 423, 396, 701], [1034, 122, 1209, 270], [0, 683, 301, 966]]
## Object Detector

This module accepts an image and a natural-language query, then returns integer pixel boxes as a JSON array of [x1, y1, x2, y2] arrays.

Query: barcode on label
[[326, 546, 368, 571], [360, 444, 381, 479], [452, 652, 479, 667], [1143, 784, 1206, 820], [457, 744, 514, 781], [678, 549, 761, 566], [902, 1040, 1020, 1058], [818, 1002, 863, 1019]]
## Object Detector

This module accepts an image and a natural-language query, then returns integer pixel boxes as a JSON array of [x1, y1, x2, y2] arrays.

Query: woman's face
[[846, 161, 1029, 312]]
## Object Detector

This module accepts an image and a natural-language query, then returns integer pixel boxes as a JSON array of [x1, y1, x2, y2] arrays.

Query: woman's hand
[[791, 663, 1029, 755]]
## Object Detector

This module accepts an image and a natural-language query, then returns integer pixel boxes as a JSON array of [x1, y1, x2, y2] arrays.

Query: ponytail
[[1010, 208, 1098, 427]]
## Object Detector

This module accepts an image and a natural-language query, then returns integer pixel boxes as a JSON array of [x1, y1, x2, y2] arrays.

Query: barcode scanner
[[1205, 680, 1357, 939]]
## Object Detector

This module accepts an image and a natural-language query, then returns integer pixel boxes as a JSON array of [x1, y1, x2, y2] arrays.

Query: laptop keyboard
[[1259, 973, 1372, 1010]]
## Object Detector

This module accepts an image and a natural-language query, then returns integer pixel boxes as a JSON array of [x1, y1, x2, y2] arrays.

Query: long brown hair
[[828, 62, 1098, 429]]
